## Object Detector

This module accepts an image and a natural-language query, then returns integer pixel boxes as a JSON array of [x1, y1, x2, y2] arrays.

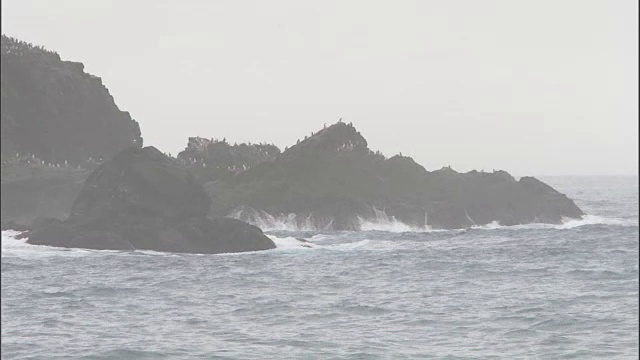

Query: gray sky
[[2, 0, 637, 175]]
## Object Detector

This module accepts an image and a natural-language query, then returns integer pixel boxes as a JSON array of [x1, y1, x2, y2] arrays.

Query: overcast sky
[[2, 0, 637, 175]]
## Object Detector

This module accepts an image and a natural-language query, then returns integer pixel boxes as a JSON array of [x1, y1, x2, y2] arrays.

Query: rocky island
[[25, 147, 276, 254], [2, 34, 585, 244], [183, 122, 584, 230]]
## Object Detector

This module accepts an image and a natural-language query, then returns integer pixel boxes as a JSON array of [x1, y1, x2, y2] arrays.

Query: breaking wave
[[229, 206, 441, 233], [356, 207, 438, 233], [266, 235, 316, 250], [357, 219, 424, 232], [229, 206, 635, 233], [228, 206, 332, 232]]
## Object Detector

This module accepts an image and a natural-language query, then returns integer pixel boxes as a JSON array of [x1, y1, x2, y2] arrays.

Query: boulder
[[26, 147, 276, 254]]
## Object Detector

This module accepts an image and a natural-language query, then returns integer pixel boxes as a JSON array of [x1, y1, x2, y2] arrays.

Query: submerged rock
[[26, 147, 276, 254]]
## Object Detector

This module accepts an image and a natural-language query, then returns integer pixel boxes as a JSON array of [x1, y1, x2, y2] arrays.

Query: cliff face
[[193, 122, 584, 230], [0, 35, 142, 165]]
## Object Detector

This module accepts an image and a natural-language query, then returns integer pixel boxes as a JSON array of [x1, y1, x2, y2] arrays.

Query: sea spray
[[228, 206, 331, 231], [228, 206, 631, 233]]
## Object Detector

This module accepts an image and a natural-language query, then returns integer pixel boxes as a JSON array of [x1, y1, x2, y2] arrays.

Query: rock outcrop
[[0, 33, 584, 234], [177, 137, 280, 182], [191, 122, 583, 230], [1, 35, 142, 165], [26, 147, 276, 254]]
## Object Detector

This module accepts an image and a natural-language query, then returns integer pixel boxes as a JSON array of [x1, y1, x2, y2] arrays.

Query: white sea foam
[[228, 207, 329, 231], [266, 235, 316, 250], [471, 214, 638, 231], [266, 235, 401, 253], [329, 239, 405, 251], [357, 217, 422, 232], [229, 204, 635, 233], [1, 230, 96, 258], [357, 216, 437, 233], [357, 206, 439, 233], [326, 239, 372, 250], [2, 231, 23, 255], [557, 214, 638, 228], [2, 212, 632, 259], [358, 210, 424, 233], [1, 230, 179, 258], [230, 206, 445, 233], [2, 230, 37, 257]]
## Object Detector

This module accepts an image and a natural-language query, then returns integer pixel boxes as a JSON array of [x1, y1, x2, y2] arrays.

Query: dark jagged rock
[[1, 35, 142, 165], [193, 122, 583, 230], [26, 147, 276, 254]]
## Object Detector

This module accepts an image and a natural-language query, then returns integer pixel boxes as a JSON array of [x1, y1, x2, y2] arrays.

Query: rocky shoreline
[[1, 34, 584, 252]]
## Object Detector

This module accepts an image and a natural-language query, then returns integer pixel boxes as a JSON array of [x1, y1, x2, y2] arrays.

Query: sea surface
[[2, 176, 638, 359]]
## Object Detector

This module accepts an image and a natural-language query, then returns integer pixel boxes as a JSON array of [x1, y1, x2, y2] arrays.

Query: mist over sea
[[2, 176, 638, 359]]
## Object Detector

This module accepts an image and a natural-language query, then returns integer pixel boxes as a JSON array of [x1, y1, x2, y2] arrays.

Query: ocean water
[[1, 176, 638, 359]]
